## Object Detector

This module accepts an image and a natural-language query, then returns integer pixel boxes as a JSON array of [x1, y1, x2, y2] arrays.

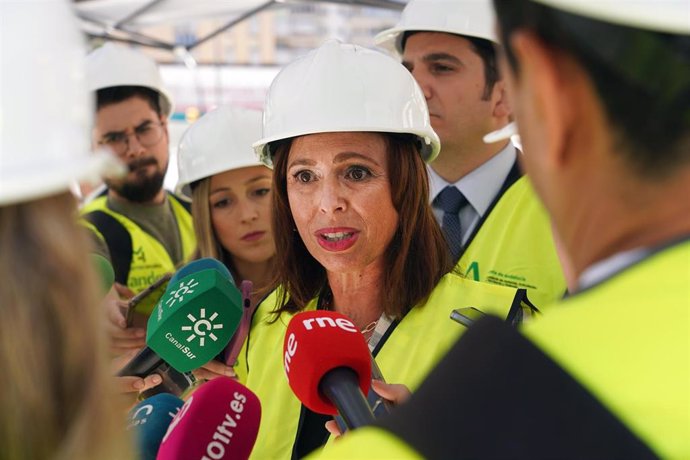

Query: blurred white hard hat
[[86, 42, 174, 117], [253, 40, 440, 167], [176, 106, 265, 199], [0, 0, 121, 206], [375, 0, 498, 56], [533, 0, 690, 34]]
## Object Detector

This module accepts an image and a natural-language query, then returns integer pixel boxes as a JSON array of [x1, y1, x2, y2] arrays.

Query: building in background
[[75, 0, 405, 190]]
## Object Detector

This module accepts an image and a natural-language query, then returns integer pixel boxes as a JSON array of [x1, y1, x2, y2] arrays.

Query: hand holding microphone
[[112, 350, 163, 395], [117, 258, 242, 377], [157, 377, 261, 460], [325, 379, 411, 438], [116, 258, 243, 397], [283, 311, 375, 430]]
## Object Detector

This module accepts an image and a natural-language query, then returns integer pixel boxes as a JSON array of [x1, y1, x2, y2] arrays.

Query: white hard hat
[[86, 42, 174, 117], [253, 40, 440, 167], [533, 0, 690, 35], [176, 106, 265, 199], [0, 0, 122, 206], [375, 0, 498, 56]]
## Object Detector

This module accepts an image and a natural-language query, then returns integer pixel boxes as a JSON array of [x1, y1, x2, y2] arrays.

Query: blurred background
[[73, 0, 408, 190]]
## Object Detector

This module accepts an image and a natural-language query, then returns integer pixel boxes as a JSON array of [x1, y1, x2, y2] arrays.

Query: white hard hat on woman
[[253, 40, 441, 166], [176, 106, 264, 198]]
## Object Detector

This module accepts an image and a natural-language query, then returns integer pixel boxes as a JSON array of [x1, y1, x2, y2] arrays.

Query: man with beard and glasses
[[81, 44, 196, 345]]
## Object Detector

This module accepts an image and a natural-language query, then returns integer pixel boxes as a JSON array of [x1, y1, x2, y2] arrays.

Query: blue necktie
[[435, 186, 467, 263]]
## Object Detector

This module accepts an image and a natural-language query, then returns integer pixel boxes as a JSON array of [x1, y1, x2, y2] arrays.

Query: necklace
[[319, 289, 380, 339], [361, 319, 379, 336]]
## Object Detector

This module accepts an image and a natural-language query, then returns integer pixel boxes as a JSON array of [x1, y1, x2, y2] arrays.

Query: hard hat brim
[[253, 126, 441, 169], [0, 151, 124, 206]]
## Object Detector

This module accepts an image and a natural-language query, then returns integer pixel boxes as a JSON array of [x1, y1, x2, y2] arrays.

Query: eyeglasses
[[97, 121, 165, 156]]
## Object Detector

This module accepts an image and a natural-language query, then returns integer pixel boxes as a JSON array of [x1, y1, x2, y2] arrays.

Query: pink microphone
[[156, 377, 261, 460]]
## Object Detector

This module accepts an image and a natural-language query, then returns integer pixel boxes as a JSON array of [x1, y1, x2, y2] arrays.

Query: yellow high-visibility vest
[[524, 240, 690, 459], [235, 273, 527, 460], [81, 194, 195, 311], [456, 176, 567, 308], [316, 240, 690, 459]]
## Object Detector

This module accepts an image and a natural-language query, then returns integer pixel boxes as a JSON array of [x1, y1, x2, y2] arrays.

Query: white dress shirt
[[429, 142, 517, 246], [578, 247, 650, 291]]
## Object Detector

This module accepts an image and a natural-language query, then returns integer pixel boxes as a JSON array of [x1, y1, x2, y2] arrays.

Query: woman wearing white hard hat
[[0, 0, 133, 457], [235, 40, 531, 459], [176, 106, 276, 307]]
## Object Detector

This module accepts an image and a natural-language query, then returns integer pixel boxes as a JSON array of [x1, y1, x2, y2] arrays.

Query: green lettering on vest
[[133, 246, 146, 263], [129, 272, 159, 289], [465, 261, 480, 281]]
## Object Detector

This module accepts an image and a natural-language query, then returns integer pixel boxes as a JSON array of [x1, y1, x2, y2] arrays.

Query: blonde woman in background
[[176, 106, 276, 307], [0, 0, 132, 457]]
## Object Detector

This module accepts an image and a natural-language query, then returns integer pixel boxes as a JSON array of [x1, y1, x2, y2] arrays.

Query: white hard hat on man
[[375, 0, 498, 55], [0, 0, 120, 206], [86, 42, 174, 118], [254, 40, 440, 167]]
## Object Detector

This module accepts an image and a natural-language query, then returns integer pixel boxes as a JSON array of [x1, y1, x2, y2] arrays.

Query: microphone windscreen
[[90, 253, 114, 294], [127, 393, 184, 460], [157, 377, 261, 460], [169, 257, 234, 287], [147, 259, 243, 373], [283, 311, 371, 415]]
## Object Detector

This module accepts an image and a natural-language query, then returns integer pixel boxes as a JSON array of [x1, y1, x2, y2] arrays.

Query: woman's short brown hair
[[270, 132, 451, 319]]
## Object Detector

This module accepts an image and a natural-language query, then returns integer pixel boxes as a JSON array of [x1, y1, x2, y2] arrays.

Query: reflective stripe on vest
[[523, 240, 690, 459], [456, 176, 567, 309], [81, 195, 195, 304], [236, 273, 523, 460]]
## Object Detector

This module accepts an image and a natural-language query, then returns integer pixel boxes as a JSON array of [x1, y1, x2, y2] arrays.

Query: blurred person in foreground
[[0, 0, 134, 457]]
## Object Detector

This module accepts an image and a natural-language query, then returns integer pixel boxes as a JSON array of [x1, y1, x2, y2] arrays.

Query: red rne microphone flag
[[283, 310, 371, 415]]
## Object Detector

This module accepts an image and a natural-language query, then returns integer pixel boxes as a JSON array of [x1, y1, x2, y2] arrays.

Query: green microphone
[[146, 267, 242, 372], [118, 259, 243, 377]]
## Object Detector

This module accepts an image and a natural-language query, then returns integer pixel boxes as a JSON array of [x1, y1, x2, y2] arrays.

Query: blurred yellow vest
[[456, 176, 566, 308], [81, 195, 195, 312]]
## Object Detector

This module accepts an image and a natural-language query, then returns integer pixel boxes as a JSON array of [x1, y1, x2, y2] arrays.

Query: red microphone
[[283, 310, 374, 429], [156, 377, 261, 460]]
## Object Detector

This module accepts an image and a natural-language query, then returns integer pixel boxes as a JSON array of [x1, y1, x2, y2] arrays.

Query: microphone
[[283, 311, 374, 429], [90, 253, 115, 295], [168, 257, 233, 287], [127, 393, 184, 460], [118, 258, 243, 376], [129, 257, 235, 324], [157, 377, 261, 460], [223, 280, 254, 367]]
